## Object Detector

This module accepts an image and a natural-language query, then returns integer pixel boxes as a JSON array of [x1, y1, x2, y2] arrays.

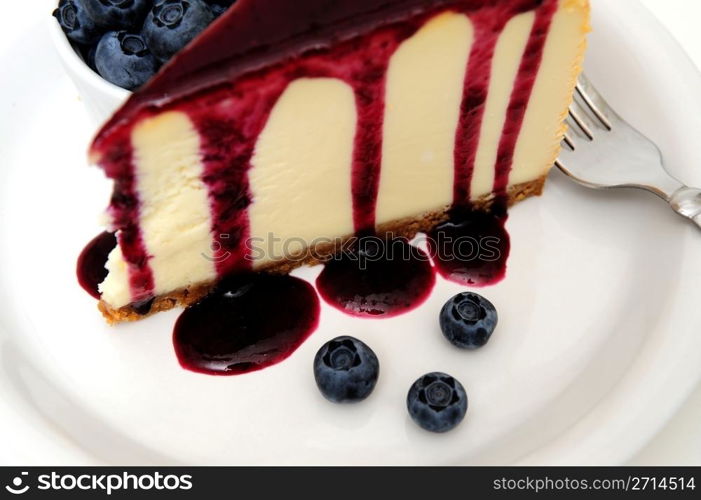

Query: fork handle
[[669, 187, 701, 229]]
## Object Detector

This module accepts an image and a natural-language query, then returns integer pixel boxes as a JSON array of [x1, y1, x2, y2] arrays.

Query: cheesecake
[[89, 0, 590, 323]]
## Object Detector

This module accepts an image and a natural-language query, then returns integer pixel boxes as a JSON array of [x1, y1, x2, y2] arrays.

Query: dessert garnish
[[316, 237, 435, 318], [142, 0, 215, 63], [439, 292, 498, 349], [313, 336, 380, 403], [407, 372, 468, 433], [427, 208, 510, 286], [173, 273, 319, 375], [53, 0, 102, 45], [94, 31, 159, 90], [54, 0, 231, 89]]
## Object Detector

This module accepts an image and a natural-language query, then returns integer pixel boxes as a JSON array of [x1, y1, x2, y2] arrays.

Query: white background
[[0, 0, 698, 465]]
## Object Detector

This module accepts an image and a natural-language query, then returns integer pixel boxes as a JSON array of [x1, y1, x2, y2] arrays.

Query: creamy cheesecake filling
[[130, 112, 217, 299], [100, 245, 131, 307], [249, 79, 356, 266], [96, 0, 588, 310], [376, 12, 472, 223]]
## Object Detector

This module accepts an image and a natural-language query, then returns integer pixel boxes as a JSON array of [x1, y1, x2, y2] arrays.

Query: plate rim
[[0, 0, 700, 465]]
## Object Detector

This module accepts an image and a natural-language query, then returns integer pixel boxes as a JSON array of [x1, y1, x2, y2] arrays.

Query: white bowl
[[48, 16, 131, 125]]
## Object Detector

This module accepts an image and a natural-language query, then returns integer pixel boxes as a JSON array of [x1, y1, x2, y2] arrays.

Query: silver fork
[[555, 74, 701, 228]]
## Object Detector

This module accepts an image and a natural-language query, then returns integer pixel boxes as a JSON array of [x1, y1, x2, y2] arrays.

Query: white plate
[[1, 0, 701, 465]]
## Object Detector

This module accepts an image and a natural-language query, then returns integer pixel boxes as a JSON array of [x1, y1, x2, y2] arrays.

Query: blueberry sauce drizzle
[[183, 22, 421, 275], [316, 1, 555, 309], [99, 135, 155, 303], [453, 13, 506, 206], [173, 273, 320, 375], [77, 232, 117, 299], [316, 238, 435, 318], [493, 1, 556, 196], [427, 203, 510, 287]]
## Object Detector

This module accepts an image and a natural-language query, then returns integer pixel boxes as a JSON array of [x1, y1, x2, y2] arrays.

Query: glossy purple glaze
[[174, 273, 320, 375]]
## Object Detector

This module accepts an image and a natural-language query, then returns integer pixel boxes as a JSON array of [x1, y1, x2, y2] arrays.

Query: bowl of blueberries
[[49, 0, 234, 123]]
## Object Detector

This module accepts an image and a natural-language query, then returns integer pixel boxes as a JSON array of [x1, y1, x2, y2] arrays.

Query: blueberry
[[142, 0, 215, 63], [407, 372, 468, 433], [208, 4, 227, 17], [83, 43, 98, 71], [83, 0, 150, 30], [53, 0, 102, 45], [204, 0, 236, 16], [439, 292, 497, 349], [94, 31, 159, 90], [313, 336, 379, 403]]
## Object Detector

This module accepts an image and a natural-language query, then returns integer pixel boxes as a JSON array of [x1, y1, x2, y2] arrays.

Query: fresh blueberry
[[204, 0, 235, 16], [208, 4, 227, 17], [142, 0, 215, 63], [439, 292, 498, 349], [53, 0, 102, 45], [83, 43, 98, 71], [407, 372, 468, 433], [313, 336, 379, 403], [83, 0, 151, 30], [94, 31, 159, 90]]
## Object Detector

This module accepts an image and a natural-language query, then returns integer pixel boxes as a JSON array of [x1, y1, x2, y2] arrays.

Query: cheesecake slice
[[90, 0, 590, 323]]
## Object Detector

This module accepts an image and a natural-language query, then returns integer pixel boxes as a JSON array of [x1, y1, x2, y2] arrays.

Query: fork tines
[[561, 74, 615, 154]]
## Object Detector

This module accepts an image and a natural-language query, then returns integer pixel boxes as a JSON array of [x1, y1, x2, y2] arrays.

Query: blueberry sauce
[[173, 273, 320, 375], [427, 204, 510, 286], [453, 12, 507, 206], [77, 231, 117, 299], [316, 238, 435, 318], [493, 1, 557, 196]]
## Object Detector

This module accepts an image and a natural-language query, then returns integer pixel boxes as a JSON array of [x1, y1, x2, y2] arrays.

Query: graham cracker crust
[[98, 176, 546, 324]]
